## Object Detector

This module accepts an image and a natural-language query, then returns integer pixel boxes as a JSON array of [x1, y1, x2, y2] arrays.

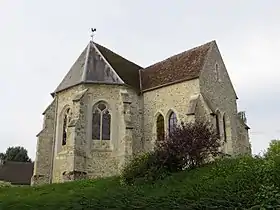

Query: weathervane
[[90, 28, 97, 41]]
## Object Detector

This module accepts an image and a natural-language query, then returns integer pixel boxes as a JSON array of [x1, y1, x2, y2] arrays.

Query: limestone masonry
[[31, 40, 251, 185]]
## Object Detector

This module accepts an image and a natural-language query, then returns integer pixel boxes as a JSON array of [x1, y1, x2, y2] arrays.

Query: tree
[[265, 139, 280, 159], [0, 146, 31, 162]]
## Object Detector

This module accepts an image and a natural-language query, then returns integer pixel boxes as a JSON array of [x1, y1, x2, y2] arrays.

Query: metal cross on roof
[[90, 28, 97, 41]]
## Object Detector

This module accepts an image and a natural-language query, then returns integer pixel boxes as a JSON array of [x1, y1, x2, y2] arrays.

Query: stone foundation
[[31, 174, 50, 186], [62, 170, 87, 182]]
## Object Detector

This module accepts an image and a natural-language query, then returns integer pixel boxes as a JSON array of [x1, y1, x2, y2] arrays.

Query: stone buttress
[[31, 99, 57, 186], [52, 89, 88, 183]]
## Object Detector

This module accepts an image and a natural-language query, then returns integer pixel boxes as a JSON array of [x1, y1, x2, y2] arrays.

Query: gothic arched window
[[156, 114, 165, 141], [168, 111, 177, 136], [92, 102, 111, 140], [62, 108, 71, 146], [223, 114, 227, 142], [216, 110, 221, 139]]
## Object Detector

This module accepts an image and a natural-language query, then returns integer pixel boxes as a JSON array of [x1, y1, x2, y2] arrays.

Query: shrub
[[121, 120, 221, 185], [155, 120, 221, 171], [120, 151, 169, 185]]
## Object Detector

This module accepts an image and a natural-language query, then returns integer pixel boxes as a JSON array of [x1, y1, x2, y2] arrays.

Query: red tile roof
[[140, 41, 213, 91]]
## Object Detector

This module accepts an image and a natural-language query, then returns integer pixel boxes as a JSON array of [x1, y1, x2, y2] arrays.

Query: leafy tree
[[265, 139, 280, 159], [0, 146, 31, 162]]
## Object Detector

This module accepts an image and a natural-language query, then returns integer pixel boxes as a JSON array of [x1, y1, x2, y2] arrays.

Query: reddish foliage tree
[[155, 120, 221, 171]]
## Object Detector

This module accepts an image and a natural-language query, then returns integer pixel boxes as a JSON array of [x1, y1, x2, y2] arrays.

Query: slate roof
[[53, 40, 214, 94], [140, 41, 213, 91], [0, 161, 34, 185], [53, 41, 142, 94], [95, 43, 143, 90]]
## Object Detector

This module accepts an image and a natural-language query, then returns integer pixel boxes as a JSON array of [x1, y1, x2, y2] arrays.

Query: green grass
[[0, 156, 279, 209]]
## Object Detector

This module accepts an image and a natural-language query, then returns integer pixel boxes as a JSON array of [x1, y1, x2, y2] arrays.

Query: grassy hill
[[0, 156, 279, 209]]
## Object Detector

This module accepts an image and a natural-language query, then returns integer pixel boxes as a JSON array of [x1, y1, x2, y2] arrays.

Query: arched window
[[156, 114, 164, 141], [168, 111, 177, 136], [223, 114, 227, 142], [92, 102, 111, 140], [62, 108, 71, 146], [215, 110, 220, 138]]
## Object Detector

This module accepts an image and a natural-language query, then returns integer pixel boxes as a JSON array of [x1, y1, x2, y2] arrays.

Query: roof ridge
[[94, 42, 142, 90], [91, 41, 125, 84], [93, 42, 143, 69], [144, 40, 215, 70], [141, 40, 213, 91], [81, 42, 91, 82]]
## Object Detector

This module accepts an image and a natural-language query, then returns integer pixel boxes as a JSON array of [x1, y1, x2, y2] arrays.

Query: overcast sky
[[0, 1, 279, 159]]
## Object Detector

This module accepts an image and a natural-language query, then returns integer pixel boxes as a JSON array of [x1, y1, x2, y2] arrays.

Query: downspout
[[49, 93, 58, 184]]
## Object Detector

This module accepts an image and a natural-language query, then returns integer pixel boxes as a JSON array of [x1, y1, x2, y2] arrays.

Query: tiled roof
[[53, 40, 214, 94], [0, 161, 34, 185], [140, 41, 213, 91], [95, 43, 143, 90]]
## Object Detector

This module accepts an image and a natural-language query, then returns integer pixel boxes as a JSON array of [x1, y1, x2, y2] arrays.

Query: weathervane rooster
[[90, 28, 97, 41]]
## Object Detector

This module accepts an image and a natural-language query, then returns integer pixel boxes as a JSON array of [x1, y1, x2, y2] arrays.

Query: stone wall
[[49, 83, 143, 182], [52, 85, 86, 183], [84, 84, 143, 178], [236, 118, 251, 155], [142, 79, 200, 151], [31, 98, 57, 186], [199, 42, 239, 155]]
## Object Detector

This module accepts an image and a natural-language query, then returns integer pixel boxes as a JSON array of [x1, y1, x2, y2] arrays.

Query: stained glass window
[[216, 112, 220, 138], [223, 114, 227, 142], [62, 108, 71, 146], [156, 114, 164, 141], [168, 111, 177, 136], [92, 102, 111, 140], [92, 109, 101, 139], [102, 110, 111, 140]]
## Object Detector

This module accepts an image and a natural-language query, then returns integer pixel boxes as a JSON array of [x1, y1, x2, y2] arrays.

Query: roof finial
[[90, 28, 96, 41]]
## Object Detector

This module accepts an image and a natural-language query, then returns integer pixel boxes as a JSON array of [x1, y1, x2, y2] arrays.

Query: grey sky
[[0, 0, 279, 159]]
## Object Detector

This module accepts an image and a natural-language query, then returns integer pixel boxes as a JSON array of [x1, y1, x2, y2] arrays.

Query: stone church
[[31, 39, 251, 186]]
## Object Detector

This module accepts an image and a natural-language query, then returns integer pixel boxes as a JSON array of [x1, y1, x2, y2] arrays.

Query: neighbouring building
[[32, 39, 251, 186], [0, 161, 34, 185]]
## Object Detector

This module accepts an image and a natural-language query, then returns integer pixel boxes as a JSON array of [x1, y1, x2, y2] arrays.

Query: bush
[[121, 120, 221, 185], [155, 120, 221, 171], [120, 151, 169, 185]]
